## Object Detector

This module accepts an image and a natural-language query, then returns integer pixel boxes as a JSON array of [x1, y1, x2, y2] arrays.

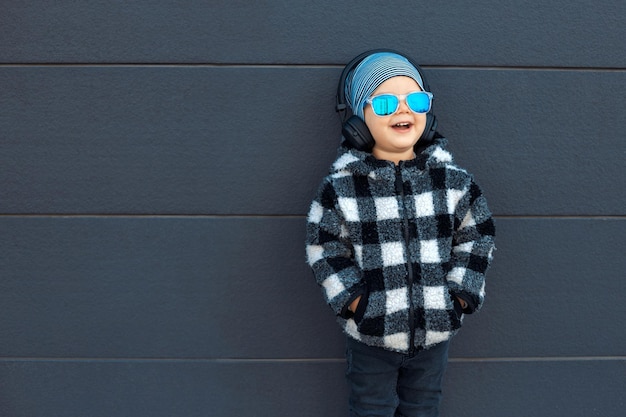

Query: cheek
[[363, 107, 375, 126], [363, 109, 381, 133], [414, 113, 428, 134]]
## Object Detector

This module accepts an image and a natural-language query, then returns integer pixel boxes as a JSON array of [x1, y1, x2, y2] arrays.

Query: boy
[[305, 51, 495, 417]]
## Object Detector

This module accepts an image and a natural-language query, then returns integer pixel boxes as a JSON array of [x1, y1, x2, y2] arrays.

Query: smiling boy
[[305, 51, 496, 417]]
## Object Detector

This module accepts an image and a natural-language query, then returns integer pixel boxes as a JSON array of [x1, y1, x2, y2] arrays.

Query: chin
[[394, 136, 420, 149]]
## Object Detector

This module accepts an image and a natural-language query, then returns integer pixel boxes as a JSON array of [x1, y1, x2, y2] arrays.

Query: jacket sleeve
[[305, 179, 364, 317], [446, 179, 496, 313]]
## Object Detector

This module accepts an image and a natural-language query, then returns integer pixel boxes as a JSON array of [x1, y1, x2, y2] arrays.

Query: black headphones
[[335, 49, 438, 152]]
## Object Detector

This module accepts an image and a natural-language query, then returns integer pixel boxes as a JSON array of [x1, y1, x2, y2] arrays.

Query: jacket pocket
[[448, 291, 464, 329], [452, 295, 464, 319], [353, 285, 369, 324]]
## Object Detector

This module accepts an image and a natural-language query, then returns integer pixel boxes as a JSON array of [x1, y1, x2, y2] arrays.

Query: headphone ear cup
[[342, 116, 375, 152], [419, 113, 438, 144]]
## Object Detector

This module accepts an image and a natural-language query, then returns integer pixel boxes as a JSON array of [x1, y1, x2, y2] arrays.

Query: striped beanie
[[345, 52, 424, 120]]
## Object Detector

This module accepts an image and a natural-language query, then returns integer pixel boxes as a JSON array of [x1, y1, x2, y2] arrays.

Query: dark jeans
[[345, 337, 450, 417]]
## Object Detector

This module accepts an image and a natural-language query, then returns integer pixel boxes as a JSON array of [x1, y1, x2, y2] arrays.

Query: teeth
[[395, 123, 410, 127]]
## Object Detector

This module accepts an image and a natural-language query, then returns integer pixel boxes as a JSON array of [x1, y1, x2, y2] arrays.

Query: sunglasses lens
[[370, 95, 399, 116], [406, 92, 431, 113]]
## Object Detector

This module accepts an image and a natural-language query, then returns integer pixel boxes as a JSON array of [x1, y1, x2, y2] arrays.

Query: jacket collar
[[331, 138, 452, 179]]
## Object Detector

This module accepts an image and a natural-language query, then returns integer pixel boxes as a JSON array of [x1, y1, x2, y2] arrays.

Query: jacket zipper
[[395, 165, 416, 357]]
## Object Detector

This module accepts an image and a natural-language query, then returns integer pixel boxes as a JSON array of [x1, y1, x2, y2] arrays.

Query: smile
[[393, 122, 412, 130]]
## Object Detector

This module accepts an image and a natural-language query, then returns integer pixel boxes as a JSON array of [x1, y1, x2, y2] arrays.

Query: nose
[[397, 96, 411, 113]]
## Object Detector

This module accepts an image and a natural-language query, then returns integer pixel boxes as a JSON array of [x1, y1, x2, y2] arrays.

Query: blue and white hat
[[345, 52, 425, 120]]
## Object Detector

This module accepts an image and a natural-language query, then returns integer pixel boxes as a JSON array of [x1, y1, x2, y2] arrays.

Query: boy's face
[[364, 76, 427, 162]]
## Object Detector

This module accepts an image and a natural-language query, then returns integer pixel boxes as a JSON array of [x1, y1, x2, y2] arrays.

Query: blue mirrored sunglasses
[[365, 91, 433, 116]]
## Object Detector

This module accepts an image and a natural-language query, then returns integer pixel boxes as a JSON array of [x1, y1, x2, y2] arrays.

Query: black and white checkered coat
[[306, 139, 495, 353]]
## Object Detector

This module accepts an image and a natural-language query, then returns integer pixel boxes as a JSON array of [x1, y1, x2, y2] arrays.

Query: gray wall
[[1, 1, 624, 416]]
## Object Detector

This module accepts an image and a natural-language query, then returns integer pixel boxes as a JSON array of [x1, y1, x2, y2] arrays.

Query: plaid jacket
[[306, 139, 495, 353]]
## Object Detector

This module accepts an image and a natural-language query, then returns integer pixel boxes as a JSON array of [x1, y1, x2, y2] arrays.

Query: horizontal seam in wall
[[0, 63, 625, 72], [0, 356, 624, 364], [493, 215, 626, 219], [0, 214, 307, 219], [0, 214, 624, 219]]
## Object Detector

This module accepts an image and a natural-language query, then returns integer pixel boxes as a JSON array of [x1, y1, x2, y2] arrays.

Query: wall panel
[[1, 1, 624, 67], [1, 217, 623, 360], [2, 68, 624, 215], [0, 359, 623, 417]]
